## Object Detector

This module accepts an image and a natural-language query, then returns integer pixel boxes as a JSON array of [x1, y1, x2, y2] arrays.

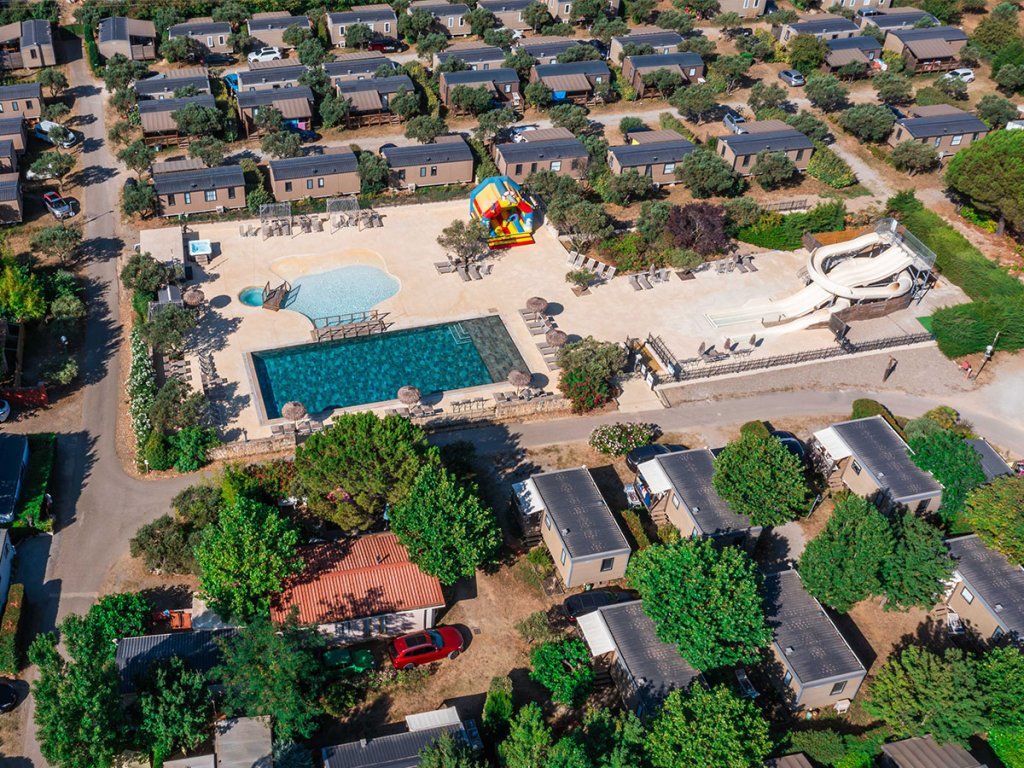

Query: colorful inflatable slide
[[470, 176, 535, 249]]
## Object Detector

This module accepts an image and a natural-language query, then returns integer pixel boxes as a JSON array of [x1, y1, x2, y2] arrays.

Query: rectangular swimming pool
[[250, 315, 528, 418]]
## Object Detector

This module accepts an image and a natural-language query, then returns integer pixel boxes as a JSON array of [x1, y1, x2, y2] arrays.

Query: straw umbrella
[[397, 386, 421, 406], [508, 369, 532, 395], [526, 296, 548, 315], [182, 287, 205, 308], [281, 401, 307, 421], [545, 329, 568, 348]]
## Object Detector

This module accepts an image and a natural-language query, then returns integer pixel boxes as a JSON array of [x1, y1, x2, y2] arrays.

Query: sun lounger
[[567, 251, 579, 265], [746, 258, 758, 272], [470, 265, 483, 280], [480, 263, 493, 275], [435, 262, 455, 274], [458, 266, 471, 282], [638, 274, 653, 290], [629, 274, 643, 291], [716, 260, 727, 274], [737, 260, 749, 273]]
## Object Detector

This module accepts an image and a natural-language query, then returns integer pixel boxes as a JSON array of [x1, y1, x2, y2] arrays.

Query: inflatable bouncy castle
[[469, 175, 535, 249]]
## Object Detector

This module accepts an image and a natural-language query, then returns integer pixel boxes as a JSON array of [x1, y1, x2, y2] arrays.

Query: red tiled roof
[[270, 533, 444, 625]]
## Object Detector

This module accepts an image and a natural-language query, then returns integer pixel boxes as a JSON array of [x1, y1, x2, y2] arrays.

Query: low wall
[[208, 434, 295, 461]]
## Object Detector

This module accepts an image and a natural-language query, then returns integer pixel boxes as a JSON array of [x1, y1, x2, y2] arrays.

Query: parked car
[[34, 120, 79, 148], [563, 589, 639, 622], [778, 69, 806, 87], [723, 109, 747, 134], [248, 46, 282, 63], [856, 8, 883, 17], [735, 668, 759, 699], [43, 191, 74, 220], [0, 400, 9, 422], [943, 68, 975, 83], [725, 27, 753, 38], [388, 628, 464, 669], [625, 443, 682, 473], [770, 430, 806, 463], [509, 124, 539, 142], [367, 37, 402, 52], [0, 680, 18, 713]]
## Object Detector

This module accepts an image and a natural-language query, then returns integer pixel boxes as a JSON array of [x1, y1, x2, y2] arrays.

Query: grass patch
[[916, 316, 934, 333], [14, 434, 56, 531], [0, 583, 24, 674], [825, 183, 872, 199]]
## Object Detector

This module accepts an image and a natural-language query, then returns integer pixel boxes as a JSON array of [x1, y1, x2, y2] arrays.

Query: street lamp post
[[973, 331, 1001, 380]]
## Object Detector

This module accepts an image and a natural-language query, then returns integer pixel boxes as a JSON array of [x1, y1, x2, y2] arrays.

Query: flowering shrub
[[558, 366, 611, 414], [589, 422, 660, 455], [243, 459, 297, 501], [127, 326, 156, 464]]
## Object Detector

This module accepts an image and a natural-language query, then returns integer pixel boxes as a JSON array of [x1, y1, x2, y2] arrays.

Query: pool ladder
[[449, 323, 472, 345]]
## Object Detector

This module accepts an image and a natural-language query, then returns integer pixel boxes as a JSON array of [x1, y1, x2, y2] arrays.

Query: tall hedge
[[0, 583, 25, 673]]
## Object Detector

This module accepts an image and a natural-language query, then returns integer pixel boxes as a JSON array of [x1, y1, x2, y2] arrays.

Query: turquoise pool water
[[239, 286, 263, 307], [251, 315, 527, 417], [282, 265, 399, 327]]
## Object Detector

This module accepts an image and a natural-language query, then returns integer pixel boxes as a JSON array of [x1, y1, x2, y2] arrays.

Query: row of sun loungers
[[566, 251, 617, 281], [537, 342, 561, 371], [628, 267, 673, 291], [518, 308, 556, 337], [435, 261, 494, 280], [716, 254, 758, 274], [271, 419, 327, 437], [384, 405, 438, 418], [494, 388, 552, 403]]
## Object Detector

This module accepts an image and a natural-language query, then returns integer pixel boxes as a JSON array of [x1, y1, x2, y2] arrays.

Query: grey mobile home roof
[[826, 36, 882, 52], [237, 64, 308, 88], [0, 83, 41, 101], [830, 416, 942, 502], [647, 448, 752, 535], [862, 8, 937, 29], [497, 137, 587, 163], [947, 534, 1024, 637], [21, 19, 52, 47], [99, 16, 129, 42], [720, 129, 814, 155], [327, 6, 398, 24], [248, 14, 310, 31], [137, 94, 216, 122], [611, 30, 684, 48], [0, 117, 23, 133], [625, 51, 704, 70], [410, 1, 471, 14], [115, 629, 236, 692], [270, 151, 358, 180], [381, 137, 472, 166], [788, 15, 859, 35], [436, 44, 503, 65], [0, 433, 27, 521], [323, 725, 463, 768], [517, 37, 588, 58], [480, 0, 533, 10], [534, 60, 610, 79], [890, 25, 966, 43], [530, 468, 629, 558], [442, 68, 519, 86], [325, 56, 395, 78], [966, 438, 1012, 481], [169, 19, 231, 37], [236, 85, 314, 109], [135, 71, 211, 97], [338, 75, 414, 94], [766, 755, 815, 768], [0, 174, 18, 202], [881, 736, 984, 768], [153, 165, 245, 195], [764, 570, 865, 686], [601, 601, 701, 710], [898, 111, 988, 139]]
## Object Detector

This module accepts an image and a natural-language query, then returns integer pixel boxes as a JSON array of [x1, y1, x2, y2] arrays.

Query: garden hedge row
[[16, 434, 56, 530], [0, 583, 25, 674]]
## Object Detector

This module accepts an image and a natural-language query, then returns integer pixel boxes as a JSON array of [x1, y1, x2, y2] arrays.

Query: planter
[[571, 286, 591, 297]]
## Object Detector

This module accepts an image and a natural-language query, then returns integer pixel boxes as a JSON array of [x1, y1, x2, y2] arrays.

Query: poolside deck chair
[[566, 250, 579, 265], [716, 259, 727, 274], [435, 262, 455, 274], [313, 217, 324, 232], [737, 258, 750, 274], [605, 265, 617, 280], [746, 258, 758, 272], [519, 309, 538, 321], [629, 275, 643, 291], [638, 274, 653, 290], [480, 263, 493, 276], [457, 266, 471, 282], [470, 265, 483, 280]]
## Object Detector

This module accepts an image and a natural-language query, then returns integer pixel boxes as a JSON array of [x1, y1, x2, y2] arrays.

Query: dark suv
[[368, 37, 402, 52]]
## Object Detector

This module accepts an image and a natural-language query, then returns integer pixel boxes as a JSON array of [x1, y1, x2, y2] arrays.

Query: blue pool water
[[282, 265, 399, 326], [251, 316, 527, 417], [239, 286, 263, 307]]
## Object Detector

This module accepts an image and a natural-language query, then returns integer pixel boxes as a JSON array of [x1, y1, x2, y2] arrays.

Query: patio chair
[[271, 424, 285, 436], [282, 422, 297, 435], [519, 309, 538, 321], [638, 274, 653, 290], [726, 259, 736, 273], [737, 258, 750, 273], [629, 275, 643, 291]]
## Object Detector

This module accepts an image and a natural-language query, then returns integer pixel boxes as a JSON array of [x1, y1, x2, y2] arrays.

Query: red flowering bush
[[559, 366, 611, 414], [243, 459, 297, 501]]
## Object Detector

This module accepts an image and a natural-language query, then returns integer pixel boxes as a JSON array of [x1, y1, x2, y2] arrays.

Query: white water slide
[[707, 232, 916, 329]]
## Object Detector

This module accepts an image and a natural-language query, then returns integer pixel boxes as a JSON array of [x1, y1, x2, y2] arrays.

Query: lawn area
[[14, 433, 56, 531]]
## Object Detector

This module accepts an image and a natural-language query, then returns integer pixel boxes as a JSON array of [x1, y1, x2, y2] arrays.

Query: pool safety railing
[[262, 281, 291, 311], [311, 310, 391, 341]]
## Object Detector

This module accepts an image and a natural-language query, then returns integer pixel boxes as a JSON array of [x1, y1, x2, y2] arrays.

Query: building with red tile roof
[[271, 533, 445, 643]]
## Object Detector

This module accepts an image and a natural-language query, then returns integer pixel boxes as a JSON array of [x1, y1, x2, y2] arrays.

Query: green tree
[[805, 73, 849, 111], [864, 646, 987, 745], [421, 732, 488, 768], [946, 130, 1024, 234], [130, 514, 200, 575], [136, 657, 211, 766], [709, 55, 750, 93], [787, 33, 828, 73], [188, 137, 227, 168], [505, 48, 538, 79], [161, 35, 196, 63], [676, 147, 741, 197], [549, 103, 590, 135], [38, 67, 69, 98], [963, 475, 1024, 563], [391, 86, 422, 120], [751, 149, 798, 189], [909, 429, 986, 522], [401, 8, 436, 41], [838, 103, 895, 142], [483, 676, 515, 740], [418, 32, 450, 59], [123, 181, 158, 218], [294, 412, 437, 529], [31, 151, 75, 190], [297, 37, 331, 66], [107, 120, 133, 147], [627, 539, 770, 670], [140, 303, 196, 355], [404, 114, 447, 143], [807, 143, 857, 188], [996, 63, 1024, 93], [61, 592, 151, 666], [747, 81, 787, 115], [172, 102, 223, 136], [117, 139, 156, 177], [214, 616, 325, 742], [525, 80, 553, 108], [786, 110, 830, 142], [547, 199, 613, 252], [972, 9, 1020, 55], [103, 53, 149, 92], [254, 105, 285, 134], [572, 0, 605, 23], [799, 494, 892, 612], [195, 496, 303, 622], [978, 646, 1024, 728], [882, 511, 953, 610], [977, 94, 1019, 129], [475, 107, 516, 143], [344, 22, 373, 48], [712, 432, 809, 526], [358, 152, 390, 195], [261, 130, 303, 159], [467, 6, 496, 36], [498, 704, 553, 768], [647, 685, 772, 768], [523, 1, 553, 30], [892, 140, 938, 175], [935, 74, 968, 101], [641, 67, 685, 98], [391, 464, 501, 585], [120, 251, 168, 293], [657, 9, 696, 33], [557, 44, 601, 64], [320, 93, 351, 128], [594, 170, 655, 206], [873, 71, 913, 104], [0, 260, 46, 321], [450, 84, 495, 115], [437, 218, 491, 263], [529, 639, 593, 706], [669, 82, 718, 122], [31, 225, 82, 267]]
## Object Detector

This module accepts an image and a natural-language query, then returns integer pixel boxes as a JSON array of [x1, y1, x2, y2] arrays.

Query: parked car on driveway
[[563, 589, 639, 622], [34, 120, 79, 149], [625, 443, 683, 474], [770, 430, 806, 463], [367, 37, 402, 52], [778, 69, 806, 87], [248, 46, 282, 63], [0, 680, 18, 713], [723, 109, 747, 134], [942, 68, 975, 83], [388, 628, 464, 669], [43, 191, 74, 220]]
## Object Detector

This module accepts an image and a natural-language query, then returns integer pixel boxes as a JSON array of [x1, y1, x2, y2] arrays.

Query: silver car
[[723, 109, 747, 134], [778, 69, 806, 87]]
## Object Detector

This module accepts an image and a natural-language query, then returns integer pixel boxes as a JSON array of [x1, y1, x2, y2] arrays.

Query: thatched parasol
[[508, 370, 532, 392], [397, 385, 421, 405], [281, 401, 307, 421], [182, 288, 205, 307], [545, 329, 568, 348], [526, 296, 548, 314]]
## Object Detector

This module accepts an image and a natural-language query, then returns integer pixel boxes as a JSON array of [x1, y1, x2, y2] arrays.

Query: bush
[[482, 676, 514, 738], [559, 366, 612, 414], [143, 430, 177, 471], [130, 514, 199, 574], [807, 143, 856, 188], [740, 420, 770, 439], [171, 426, 219, 473], [589, 422, 660, 454], [16, 434, 56, 529], [127, 327, 157, 461], [990, 727, 1024, 768], [621, 509, 652, 549], [319, 679, 364, 718], [529, 638, 593, 706], [0, 583, 24, 674], [851, 398, 904, 438], [737, 202, 846, 250]]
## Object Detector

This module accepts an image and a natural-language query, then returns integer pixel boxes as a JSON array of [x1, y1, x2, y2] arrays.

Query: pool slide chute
[[707, 231, 918, 329], [469, 176, 535, 249]]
